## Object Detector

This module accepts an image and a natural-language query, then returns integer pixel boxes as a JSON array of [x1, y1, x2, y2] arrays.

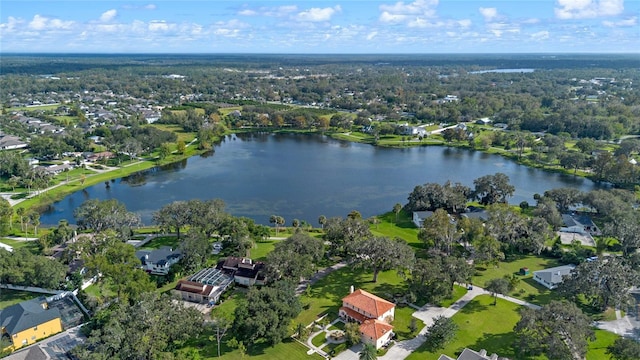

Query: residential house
[[533, 265, 575, 290], [0, 297, 63, 351], [560, 214, 599, 235], [339, 288, 395, 349], [135, 246, 182, 275], [461, 207, 488, 222], [173, 267, 234, 304], [217, 257, 266, 286], [475, 118, 493, 125], [412, 211, 434, 228], [438, 348, 505, 360], [0, 135, 28, 150]]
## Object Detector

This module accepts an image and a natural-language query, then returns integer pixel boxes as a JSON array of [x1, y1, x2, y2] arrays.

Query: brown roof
[[175, 280, 214, 296], [342, 289, 395, 318], [339, 306, 369, 323], [360, 319, 393, 341]]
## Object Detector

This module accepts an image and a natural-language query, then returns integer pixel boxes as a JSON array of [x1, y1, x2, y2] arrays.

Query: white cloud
[[238, 5, 298, 17], [28, 15, 48, 30], [531, 30, 550, 41], [28, 14, 74, 31], [144, 4, 156, 10], [602, 16, 637, 27], [458, 19, 472, 28], [555, 0, 624, 19], [148, 20, 175, 32], [0, 16, 23, 32], [100, 9, 117, 22], [366, 31, 378, 40], [296, 6, 341, 22], [379, 0, 439, 24], [479, 7, 498, 21], [238, 9, 257, 16]]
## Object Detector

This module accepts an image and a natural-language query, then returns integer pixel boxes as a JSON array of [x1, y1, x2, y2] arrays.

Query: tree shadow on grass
[[458, 300, 489, 314], [521, 278, 560, 305], [468, 332, 540, 360]]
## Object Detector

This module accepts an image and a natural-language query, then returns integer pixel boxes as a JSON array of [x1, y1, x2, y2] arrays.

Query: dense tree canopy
[[73, 292, 203, 360], [266, 232, 325, 281], [350, 236, 415, 282], [514, 300, 594, 360], [74, 199, 140, 235], [232, 281, 301, 347]]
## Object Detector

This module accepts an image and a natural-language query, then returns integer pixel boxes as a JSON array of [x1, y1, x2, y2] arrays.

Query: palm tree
[[393, 203, 402, 223], [16, 207, 25, 232], [359, 343, 377, 360]]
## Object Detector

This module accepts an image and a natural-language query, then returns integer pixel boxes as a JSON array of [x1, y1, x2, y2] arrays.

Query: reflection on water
[[39, 133, 601, 226]]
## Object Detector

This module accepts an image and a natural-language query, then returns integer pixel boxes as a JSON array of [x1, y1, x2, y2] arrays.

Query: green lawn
[[0, 238, 40, 254], [472, 255, 562, 305], [190, 330, 323, 360], [251, 240, 279, 261], [393, 305, 422, 340], [0, 289, 38, 309], [296, 266, 407, 326], [311, 332, 327, 347], [438, 285, 468, 308], [371, 211, 423, 251], [406, 295, 617, 360], [139, 236, 180, 250], [211, 290, 246, 320]]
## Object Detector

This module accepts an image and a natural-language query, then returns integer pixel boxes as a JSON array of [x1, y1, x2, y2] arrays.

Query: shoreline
[[3, 129, 615, 217]]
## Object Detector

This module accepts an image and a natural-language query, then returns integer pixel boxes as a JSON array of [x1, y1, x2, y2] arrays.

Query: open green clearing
[[0, 289, 39, 309], [406, 295, 616, 360], [472, 255, 563, 305], [139, 236, 180, 250], [393, 305, 422, 340], [0, 238, 39, 253]]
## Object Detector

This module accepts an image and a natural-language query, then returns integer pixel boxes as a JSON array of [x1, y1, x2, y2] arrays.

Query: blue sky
[[1, 1, 638, 53]]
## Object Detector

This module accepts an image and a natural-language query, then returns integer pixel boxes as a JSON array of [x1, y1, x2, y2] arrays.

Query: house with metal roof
[[0, 297, 63, 351]]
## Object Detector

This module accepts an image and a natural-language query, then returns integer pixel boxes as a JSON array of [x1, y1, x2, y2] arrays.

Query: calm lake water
[[40, 133, 600, 226]]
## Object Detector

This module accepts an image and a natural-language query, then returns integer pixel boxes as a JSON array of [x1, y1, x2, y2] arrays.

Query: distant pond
[[40, 133, 600, 226]]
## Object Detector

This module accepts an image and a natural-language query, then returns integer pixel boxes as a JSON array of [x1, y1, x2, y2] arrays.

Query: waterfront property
[[532, 264, 576, 290], [412, 211, 434, 228], [217, 257, 267, 286], [339, 288, 395, 349], [0, 297, 63, 351], [173, 267, 234, 304], [135, 246, 182, 275]]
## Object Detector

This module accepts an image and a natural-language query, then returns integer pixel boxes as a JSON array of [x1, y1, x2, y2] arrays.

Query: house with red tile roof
[[339, 288, 395, 349]]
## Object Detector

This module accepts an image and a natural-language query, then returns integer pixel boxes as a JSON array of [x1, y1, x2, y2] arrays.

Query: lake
[[40, 133, 600, 226]]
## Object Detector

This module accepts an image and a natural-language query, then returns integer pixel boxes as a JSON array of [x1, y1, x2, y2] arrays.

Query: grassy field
[[472, 255, 563, 305], [0, 238, 40, 253], [139, 236, 180, 250], [405, 295, 616, 360], [393, 304, 422, 340], [0, 289, 39, 309]]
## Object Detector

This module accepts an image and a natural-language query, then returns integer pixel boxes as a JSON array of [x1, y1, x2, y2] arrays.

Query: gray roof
[[0, 297, 61, 335], [2, 345, 49, 360], [438, 348, 502, 360], [136, 246, 181, 266], [533, 265, 576, 285], [562, 213, 596, 228]]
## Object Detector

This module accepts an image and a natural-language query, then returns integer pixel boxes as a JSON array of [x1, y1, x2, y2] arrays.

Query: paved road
[[332, 285, 540, 360]]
